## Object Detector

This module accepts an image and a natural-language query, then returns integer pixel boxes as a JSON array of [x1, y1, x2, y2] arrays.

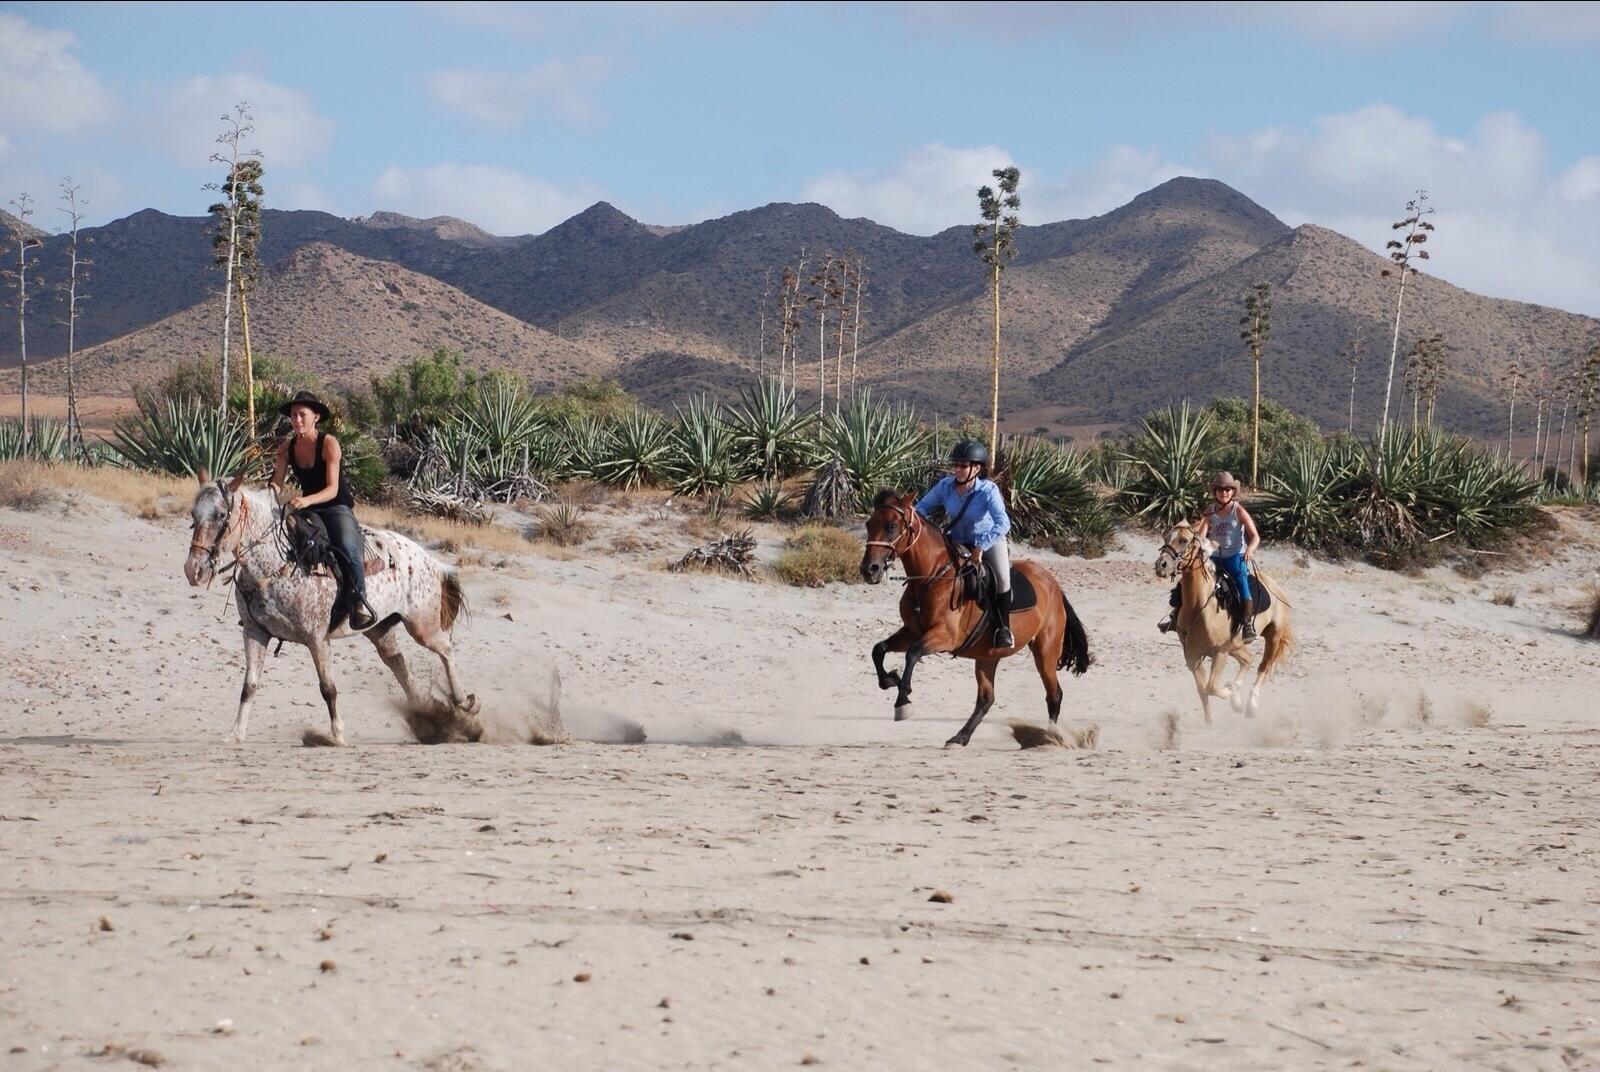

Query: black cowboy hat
[[279, 390, 332, 421]]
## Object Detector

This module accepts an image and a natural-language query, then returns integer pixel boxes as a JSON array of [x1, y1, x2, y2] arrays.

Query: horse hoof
[[459, 694, 481, 715], [1230, 691, 1246, 713], [943, 735, 969, 749], [226, 733, 244, 745], [893, 703, 914, 722]]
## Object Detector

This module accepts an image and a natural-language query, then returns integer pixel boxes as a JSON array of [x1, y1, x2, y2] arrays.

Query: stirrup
[[1242, 620, 1257, 642], [993, 627, 1016, 649], [348, 599, 377, 631]]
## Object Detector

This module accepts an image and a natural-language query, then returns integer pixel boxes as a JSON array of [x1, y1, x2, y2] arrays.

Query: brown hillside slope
[[8, 243, 610, 395], [1033, 225, 1600, 432]]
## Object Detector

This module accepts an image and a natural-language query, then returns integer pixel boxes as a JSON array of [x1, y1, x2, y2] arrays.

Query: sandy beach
[[4, 476, 1599, 1070]]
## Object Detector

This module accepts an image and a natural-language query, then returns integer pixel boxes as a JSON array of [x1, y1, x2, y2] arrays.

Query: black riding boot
[[1158, 585, 1181, 633], [993, 589, 1016, 649], [1241, 599, 1257, 642]]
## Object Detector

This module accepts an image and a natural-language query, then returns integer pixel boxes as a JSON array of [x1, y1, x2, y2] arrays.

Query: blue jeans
[[1213, 553, 1251, 603], [309, 504, 366, 600]]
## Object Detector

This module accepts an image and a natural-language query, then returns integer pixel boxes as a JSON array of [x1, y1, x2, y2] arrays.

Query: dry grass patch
[[528, 501, 592, 546], [1489, 589, 1518, 608], [0, 465, 54, 511], [362, 504, 532, 558], [1, 459, 191, 514], [774, 524, 860, 587]]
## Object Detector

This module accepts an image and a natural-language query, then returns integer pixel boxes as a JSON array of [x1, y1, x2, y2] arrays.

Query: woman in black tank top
[[270, 391, 375, 629]]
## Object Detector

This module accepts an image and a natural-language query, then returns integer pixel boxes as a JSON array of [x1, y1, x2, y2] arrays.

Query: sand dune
[[3, 477, 1599, 1069]]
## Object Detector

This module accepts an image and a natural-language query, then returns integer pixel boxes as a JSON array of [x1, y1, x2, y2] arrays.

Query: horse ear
[[196, 465, 211, 485], [226, 473, 246, 493]]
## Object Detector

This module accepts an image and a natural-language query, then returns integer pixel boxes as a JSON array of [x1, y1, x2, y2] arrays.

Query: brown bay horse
[[860, 491, 1092, 747]]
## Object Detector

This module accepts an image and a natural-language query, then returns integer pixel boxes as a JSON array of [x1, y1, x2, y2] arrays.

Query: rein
[[866, 505, 955, 585]]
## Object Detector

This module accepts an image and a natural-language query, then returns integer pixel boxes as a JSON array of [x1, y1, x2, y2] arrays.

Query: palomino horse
[[1154, 523, 1293, 723], [860, 491, 1092, 747], [184, 470, 480, 745]]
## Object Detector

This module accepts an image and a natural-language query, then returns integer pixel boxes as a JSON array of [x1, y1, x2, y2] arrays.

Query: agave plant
[[666, 396, 738, 496], [818, 390, 929, 508], [0, 418, 67, 462], [741, 479, 794, 520], [1121, 403, 1213, 527], [596, 407, 673, 489], [1254, 443, 1351, 551], [112, 398, 250, 478], [728, 377, 814, 480], [1003, 437, 1112, 549], [552, 413, 615, 482]]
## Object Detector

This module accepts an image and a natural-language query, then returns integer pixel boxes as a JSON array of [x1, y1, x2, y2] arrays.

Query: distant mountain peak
[[0, 209, 48, 242], [1123, 176, 1285, 229]]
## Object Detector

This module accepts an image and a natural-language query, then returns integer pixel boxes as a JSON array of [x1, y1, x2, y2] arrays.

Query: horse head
[[861, 490, 920, 585], [185, 466, 247, 587], [1155, 523, 1212, 579]]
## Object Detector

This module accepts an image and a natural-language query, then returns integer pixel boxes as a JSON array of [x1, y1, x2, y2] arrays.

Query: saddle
[[948, 539, 1039, 614], [1166, 562, 1271, 636], [281, 511, 390, 628]]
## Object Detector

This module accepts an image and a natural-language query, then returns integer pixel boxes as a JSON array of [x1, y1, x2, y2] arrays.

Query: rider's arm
[[914, 476, 950, 519], [977, 481, 1011, 550], [1192, 507, 1212, 541], [269, 440, 289, 496], [1238, 505, 1261, 559], [296, 435, 344, 508]]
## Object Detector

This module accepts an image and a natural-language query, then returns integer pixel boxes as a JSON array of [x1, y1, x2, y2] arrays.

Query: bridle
[[865, 502, 957, 585], [1157, 528, 1207, 575], [189, 483, 254, 581]]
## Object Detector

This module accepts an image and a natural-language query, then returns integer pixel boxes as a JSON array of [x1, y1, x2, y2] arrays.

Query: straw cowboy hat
[[1210, 471, 1241, 490]]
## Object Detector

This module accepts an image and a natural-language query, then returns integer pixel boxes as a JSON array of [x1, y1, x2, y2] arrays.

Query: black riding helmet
[[949, 439, 989, 466]]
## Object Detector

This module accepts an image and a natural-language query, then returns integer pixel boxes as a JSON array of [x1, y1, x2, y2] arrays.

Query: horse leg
[[229, 624, 271, 744], [892, 642, 928, 721], [1188, 652, 1214, 726], [368, 622, 423, 706], [872, 626, 916, 691], [1227, 644, 1255, 714], [307, 638, 346, 746], [946, 659, 1000, 748], [1030, 638, 1064, 725], [404, 617, 480, 715]]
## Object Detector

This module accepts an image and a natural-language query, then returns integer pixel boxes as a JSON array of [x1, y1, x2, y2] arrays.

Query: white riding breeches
[[983, 538, 1012, 594]]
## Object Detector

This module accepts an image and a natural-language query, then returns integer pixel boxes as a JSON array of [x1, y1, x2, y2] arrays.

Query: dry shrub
[[610, 533, 651, 554], [1489, 589, 1518, 607], [0, 465, 55, 511], [136, 496, 163, 521], [773, 524, 860, 587], [529, 501, 591, 546]]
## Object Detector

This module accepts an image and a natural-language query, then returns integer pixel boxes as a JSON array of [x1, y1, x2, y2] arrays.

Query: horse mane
[[872, 488, 902, 509]]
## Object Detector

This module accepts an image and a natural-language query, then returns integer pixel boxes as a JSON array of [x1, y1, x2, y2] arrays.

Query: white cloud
[[153, 74, 333, 169], [804, 144, 1018, 234], [0, 13, 115, 132], [1204, 105, 1600, 315], [805, 142, 1191, 234], [427, 56, 620, 127], [373, 163, 599, 235]]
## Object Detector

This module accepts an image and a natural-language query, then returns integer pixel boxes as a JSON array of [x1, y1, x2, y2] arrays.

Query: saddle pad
[[1216, 568, 1271, 614], [1007, 566, 1039, 612]]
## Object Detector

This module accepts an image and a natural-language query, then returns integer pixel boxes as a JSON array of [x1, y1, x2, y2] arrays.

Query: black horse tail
[[441, 570, 468, 632], [1059, 592, 1092, 676]]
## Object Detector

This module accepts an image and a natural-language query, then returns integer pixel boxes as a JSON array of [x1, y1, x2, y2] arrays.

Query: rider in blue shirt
[[915, 440, 1016, 648]]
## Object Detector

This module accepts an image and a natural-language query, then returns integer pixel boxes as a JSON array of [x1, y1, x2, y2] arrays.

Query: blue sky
[[3, 1, 1600, 313]]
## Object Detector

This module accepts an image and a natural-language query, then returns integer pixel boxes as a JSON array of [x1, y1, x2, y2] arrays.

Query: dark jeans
[[309, 504, 366, 600]]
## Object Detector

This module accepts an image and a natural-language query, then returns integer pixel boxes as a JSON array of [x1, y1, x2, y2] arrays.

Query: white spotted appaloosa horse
[[184, 469, 479, 745]]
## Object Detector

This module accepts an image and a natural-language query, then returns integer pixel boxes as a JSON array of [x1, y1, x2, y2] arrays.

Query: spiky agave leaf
[[1121, 403, 1214, 528], [112, 398, 250, 478], [728, 377, 814, 480], [666, 395, 738, 496], [596, 407, 673, 489]]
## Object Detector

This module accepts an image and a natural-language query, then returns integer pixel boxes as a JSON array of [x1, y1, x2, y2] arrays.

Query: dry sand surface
[[3, 473, 1600, 1070]]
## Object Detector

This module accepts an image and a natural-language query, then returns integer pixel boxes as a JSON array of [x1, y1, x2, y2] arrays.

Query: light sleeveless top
[[1209, 503, 1245, 556]]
